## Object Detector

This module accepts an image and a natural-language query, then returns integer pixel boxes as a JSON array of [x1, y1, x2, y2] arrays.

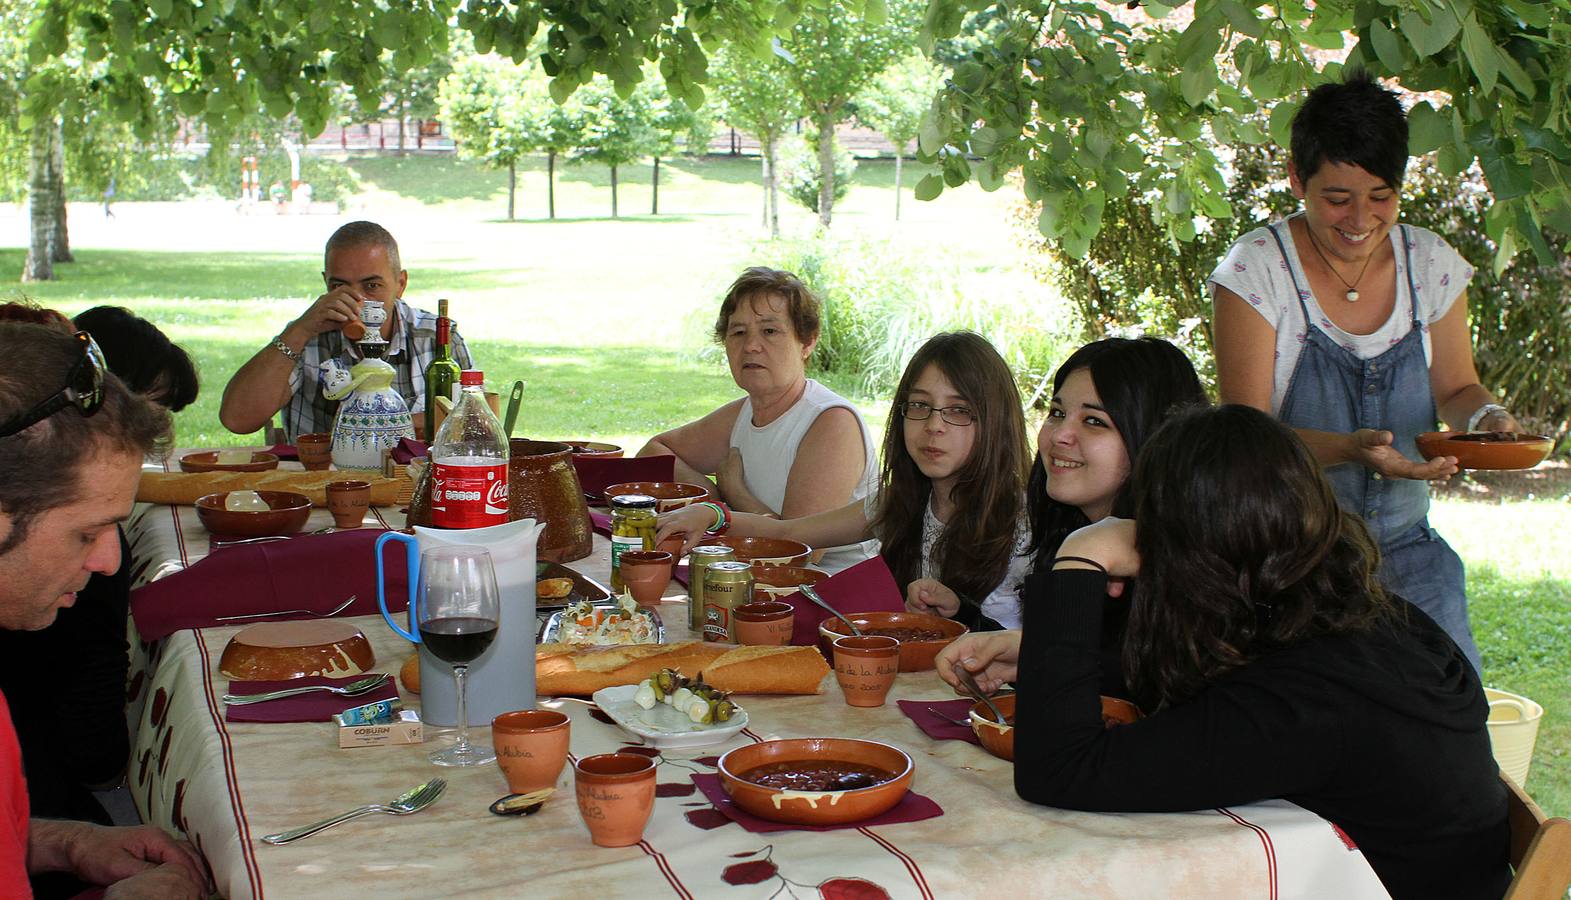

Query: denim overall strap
[[1272, 222, 1434, 544]]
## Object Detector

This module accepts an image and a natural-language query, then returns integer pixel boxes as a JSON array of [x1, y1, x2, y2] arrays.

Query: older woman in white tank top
[[638, 268, 878, 572]]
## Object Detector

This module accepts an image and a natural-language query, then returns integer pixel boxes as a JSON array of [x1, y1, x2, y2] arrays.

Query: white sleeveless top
[[729, 379, 880, 573]]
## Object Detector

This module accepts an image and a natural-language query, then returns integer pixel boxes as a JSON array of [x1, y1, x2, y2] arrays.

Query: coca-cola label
[[429, 462, 510, 529]]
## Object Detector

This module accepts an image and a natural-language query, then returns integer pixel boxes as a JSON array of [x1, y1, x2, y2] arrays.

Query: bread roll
[[400, 652, 421, 694], [536, 641, 829, 696], [138, 470, 404, 507]]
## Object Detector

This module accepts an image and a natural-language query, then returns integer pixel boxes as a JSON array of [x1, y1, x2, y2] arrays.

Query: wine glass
[[417, 545, 500, 767]]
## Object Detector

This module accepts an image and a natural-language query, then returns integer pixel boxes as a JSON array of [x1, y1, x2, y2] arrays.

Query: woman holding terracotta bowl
[[937, 406, 1508, 900], [636, 267, 878, 574]]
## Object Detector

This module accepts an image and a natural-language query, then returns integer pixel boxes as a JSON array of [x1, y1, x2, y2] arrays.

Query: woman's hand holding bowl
[[1351, 428, 1457, 482], [936, 631, 1021, 696]]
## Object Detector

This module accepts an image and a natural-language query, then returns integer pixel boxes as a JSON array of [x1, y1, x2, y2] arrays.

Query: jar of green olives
[[609, 494, 658, 592]]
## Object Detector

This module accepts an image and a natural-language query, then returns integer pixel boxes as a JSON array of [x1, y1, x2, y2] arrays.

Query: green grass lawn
[[4, 151, 1567, 818]]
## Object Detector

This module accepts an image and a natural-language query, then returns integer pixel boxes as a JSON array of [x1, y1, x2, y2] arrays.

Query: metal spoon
[[952, 661, 1008, 725], [215, 595, 357, 623], [261, 778, 446, 844], [222, 673, 389, 705], [797, 584, 862, 636]]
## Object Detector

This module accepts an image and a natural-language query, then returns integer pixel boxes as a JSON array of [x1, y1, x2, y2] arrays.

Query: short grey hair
[[324, 220, 402, 273]]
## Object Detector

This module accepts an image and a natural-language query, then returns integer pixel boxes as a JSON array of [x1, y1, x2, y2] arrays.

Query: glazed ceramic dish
[[194, 491, 311, 537], [717, 738, 914, 825], [818, 611, 968, 672], [218, 620, 376, 681], [602, 481, 711, 512], [563, 441, 624, 458], [590, 684, 749, 750], [508, 439, 594, 563], [535, 562, 611, 611], [749, 565, 828, 600], [969, 693, 1141, 762], [179, 450, 280, 473], [705, 535, 812, 567], [1415, 431, 1553, 470]]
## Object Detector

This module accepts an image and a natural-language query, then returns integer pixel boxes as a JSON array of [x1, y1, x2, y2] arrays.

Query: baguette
[[536, 641, 829, 696], [138, 471, 404, 507]]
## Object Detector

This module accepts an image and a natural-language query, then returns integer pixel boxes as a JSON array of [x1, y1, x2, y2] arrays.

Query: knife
[[503, 380, 525, 436]]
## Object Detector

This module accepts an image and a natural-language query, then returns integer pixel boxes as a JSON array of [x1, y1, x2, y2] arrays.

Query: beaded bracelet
[[696, 501, 731, 534], [1051, 555, 1108, 574]]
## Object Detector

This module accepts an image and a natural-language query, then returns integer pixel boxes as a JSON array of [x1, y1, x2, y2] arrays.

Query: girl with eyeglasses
[[658, 331, 1034, 628]]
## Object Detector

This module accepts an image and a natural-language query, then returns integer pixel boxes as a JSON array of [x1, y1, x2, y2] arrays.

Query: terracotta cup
[[574, 753, 658, 848], [618, 550, 673, 607], [296, 432, 333, 471], [656, 533, 686, 562], [325, 480, 371, 529], [832, 635, 901, 708], [733, 601, 794, 646], [492, 709, 571, 794]]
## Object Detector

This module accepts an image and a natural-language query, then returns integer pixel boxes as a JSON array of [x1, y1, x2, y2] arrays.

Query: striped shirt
[[283, 298, 474, 440]]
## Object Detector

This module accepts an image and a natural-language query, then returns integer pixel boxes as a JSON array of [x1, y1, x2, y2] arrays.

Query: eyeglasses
[[898, 400, 975, 427], [0, 332, 107, 438]]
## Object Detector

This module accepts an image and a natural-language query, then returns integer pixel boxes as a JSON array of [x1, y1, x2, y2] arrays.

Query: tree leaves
[[1398, 3, 1462, 60]]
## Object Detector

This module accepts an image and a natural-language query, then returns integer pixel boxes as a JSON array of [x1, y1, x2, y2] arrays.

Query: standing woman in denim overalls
[[1208, 72, 1518, 675]]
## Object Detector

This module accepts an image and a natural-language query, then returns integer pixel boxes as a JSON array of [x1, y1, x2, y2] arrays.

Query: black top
[[1015, 569, 1510, 900], [0, 529, 132, 826]]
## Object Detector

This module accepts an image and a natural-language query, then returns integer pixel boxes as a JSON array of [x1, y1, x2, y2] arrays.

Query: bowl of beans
[[717, 738, 913, 825], [817, 611, 968, 672], [968, 694, 1142, 762]]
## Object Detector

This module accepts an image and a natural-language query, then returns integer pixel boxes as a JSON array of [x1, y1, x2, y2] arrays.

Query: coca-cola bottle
[[429, 370, 509, 529]]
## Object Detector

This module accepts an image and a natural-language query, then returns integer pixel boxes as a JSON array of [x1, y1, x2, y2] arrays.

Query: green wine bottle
[[423, 298, 462, 443]]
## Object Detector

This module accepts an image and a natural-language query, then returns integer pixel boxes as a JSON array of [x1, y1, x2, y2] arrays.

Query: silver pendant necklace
[[1304, 226, 1377, 302]]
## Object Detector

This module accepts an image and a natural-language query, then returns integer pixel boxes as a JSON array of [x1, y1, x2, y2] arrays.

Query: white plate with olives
[[590, 685, 749, 750]]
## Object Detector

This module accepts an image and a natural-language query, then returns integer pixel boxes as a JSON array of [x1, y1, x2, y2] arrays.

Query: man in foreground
[[0, 323, 208, 898], [219, 220, 473, 441]]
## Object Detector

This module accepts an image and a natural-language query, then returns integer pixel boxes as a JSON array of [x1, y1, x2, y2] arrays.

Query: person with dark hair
[[72, 306, 199, 412], [938, 405, 1509, 900], [1209, 71, 1511, 674], [218, 220, 475, 441], [638, 267, 879, 572], [0, 323, 207, 898], [657, 331, 1033, 626]]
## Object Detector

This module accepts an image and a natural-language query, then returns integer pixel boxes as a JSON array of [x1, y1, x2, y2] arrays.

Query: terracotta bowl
[[1416, 431, 1553, 470], [968, 694, 1142, 762], [195, 491, 312, 537], [818, 611, 968, 672], [749, 564, 828, 599], [219, 620, 375, 681], [179, 450, 280, 473], [717, 738, 913, 826], [603, 481, 711, 512], [706, 535, 812, 567], [563, 441, 624, 459]]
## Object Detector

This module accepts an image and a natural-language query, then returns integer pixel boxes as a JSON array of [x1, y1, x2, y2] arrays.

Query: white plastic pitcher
[[1484, 687, 1544, 786], [378, 517, 545, 726]]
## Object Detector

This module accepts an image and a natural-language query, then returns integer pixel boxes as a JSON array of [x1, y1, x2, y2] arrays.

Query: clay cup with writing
[[618, 550, 673, 607], [733, 601, 794, 646], [296, 432, 333, 471], [832, 634, 901, 708], [325, 479, 371, 529], [573, 753, 658, 847], [492, 709, 571, 794]]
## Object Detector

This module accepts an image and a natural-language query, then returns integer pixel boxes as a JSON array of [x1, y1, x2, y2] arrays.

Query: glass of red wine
[[417, 545, 500, 767]]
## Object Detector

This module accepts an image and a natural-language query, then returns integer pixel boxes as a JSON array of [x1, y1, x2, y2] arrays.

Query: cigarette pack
[[334, 709, 423, 748]]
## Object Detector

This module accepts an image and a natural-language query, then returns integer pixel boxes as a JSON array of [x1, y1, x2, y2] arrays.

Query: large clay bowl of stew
[[603, 481, 712, 513], [717, 738, 913, 826], [195, 491, 311, 537], [818, 611, 967, 672], [968, 694, 1142, 762], [1415, 431, 1553, 470], [705, 535, 811, 567]]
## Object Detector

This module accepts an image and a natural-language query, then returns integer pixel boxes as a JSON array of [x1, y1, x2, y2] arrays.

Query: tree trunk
[[610, 164, 618, 218], [893, 141, 904, 222], [397, 101, 407, 153], [651, 156, 660, 215], [548, 151, 557, 220], [815, 114, 834, 228], [22, 123, 54, 282], [50, 118, 72, 262], [765, 133, 780, 239], [507, 159, 516, 221]]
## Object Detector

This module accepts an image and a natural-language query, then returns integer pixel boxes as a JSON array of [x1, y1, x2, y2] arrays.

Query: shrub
[[779, 132, 855, 214]]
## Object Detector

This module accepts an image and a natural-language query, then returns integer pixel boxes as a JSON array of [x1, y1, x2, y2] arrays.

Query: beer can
[[702, 561, 754, 643], [688, 545, 736, 633]]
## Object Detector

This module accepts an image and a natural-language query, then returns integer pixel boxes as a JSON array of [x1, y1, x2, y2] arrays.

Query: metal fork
[[215, 595, 357, 623], [261, 778, 446, 845]]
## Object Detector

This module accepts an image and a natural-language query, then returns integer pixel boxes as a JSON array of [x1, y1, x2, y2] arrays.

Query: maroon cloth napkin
[[225, 674, 400, 723], [897, 699, 982, 745], [573, 454, 674, 499], [265, 443, 298, 461], [672, 564, 690, 590], [690, 773, 941, 833], [589, 510, 612, 536], [783, 555, 904, 646], [130, 529, 409, 640], [391, 437, 429, 465]]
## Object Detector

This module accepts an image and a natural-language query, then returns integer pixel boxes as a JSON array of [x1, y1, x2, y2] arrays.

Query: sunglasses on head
[[0, 331, 107, 438]]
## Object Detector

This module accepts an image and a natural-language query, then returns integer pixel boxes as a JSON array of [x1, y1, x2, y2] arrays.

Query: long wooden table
[[124, 466, 1392, 899]]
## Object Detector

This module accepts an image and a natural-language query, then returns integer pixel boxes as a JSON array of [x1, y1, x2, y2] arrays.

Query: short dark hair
[[0, 324, 171, 555], [712, 267, 821, 346], [324, 220, 402, 273], [73, 306, 200, 412], [1290, 70, 1409, 190]]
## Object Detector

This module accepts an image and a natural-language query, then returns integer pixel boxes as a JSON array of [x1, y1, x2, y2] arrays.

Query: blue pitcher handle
[[375, 532, 421, 643]]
